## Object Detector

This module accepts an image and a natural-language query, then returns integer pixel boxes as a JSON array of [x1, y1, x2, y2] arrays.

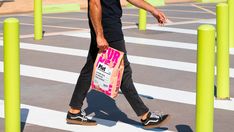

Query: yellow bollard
[[3, 18, 21, 132], [138, 9, 147, 31], [34, 0, 43, 40], [216, 3, 230, 99], [196, 25, 215, 132], [229, 0, 234, 48]]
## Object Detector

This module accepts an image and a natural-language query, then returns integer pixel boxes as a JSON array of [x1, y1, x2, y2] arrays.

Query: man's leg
[[69, 41, 98, 110], [67, 40, 98, 125], [69, 53, 95, 109], [110, 40, 170, 129], [109, 40, 149, 116], [120, 55, 150, 116]]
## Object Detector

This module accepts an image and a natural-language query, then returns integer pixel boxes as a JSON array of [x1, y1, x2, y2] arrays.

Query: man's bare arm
[[89, 0, 109, 51], [127, 0, 167, 24]]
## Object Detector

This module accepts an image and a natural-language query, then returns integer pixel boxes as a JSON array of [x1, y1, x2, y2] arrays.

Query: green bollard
[[229, 0, 234, 48], [138, 9, 147, 31], [196, 25, 215, 132], [3, 18, 21, 132], [34, 0, 43, 40], [216, 3, 230, 99]]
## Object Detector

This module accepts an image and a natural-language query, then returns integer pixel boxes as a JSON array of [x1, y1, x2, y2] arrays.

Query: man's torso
[[88, 0, 124, 42]]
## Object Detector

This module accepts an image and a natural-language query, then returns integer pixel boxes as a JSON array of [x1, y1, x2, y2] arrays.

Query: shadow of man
[[176, 124, 193, 132], [21, 108, 29, 132], [84, 90, 140, 127], [84, 90, 169, 131]]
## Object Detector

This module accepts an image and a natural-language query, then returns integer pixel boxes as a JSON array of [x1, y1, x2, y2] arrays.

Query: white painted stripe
[[123, 13, 198, 20], [0, 41, 197, 73], [123, 9, 208, 14], [146, 25, 197, 35], [62, 31, 234, 55], [197, 19, 216, 24], [0, 61, 77, 84], [159, 9, 208, 13], [122, 18, 216, 30], [197, 6, 216, 9], [191, 4, 216, 15], [62, 31, 198, 50], [0, 62, 234, 111], [129, 55, 197, 73], [121, 19, 209, 29], [0, 40, 234, 77], [0, 21, 85, 30], [163, 19, 215, 26], [135, 83, 234, 111], [167, 16, 198, 20], [0, 100, 172, 132], [231, 48, 234, 54], [19, 15, 136, 25]]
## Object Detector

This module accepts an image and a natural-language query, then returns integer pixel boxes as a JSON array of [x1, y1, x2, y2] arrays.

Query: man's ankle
[[140, 112, 149, 121], [69, 108, 80, 114]]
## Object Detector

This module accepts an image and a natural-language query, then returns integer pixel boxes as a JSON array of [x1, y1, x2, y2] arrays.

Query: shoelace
[[151, 112, 163, 120], [80, 110, 88, 121], [142, 112, 164, 125]]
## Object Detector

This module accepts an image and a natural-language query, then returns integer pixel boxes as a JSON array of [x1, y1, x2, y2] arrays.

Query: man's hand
[[96, 35, 109, 51], [127, 0, 167, 25], [151, 9, 167, 25]]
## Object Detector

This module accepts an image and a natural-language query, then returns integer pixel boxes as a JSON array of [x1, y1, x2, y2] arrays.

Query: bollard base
[[216, 97, 231, 100]]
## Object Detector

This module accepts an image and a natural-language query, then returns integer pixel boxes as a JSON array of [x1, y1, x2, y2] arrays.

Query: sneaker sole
[[66, 119, 97, 126], [143, 114, 171, 129]]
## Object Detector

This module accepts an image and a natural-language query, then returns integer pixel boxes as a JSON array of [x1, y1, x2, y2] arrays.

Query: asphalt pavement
[[0, 2, 234, 132]]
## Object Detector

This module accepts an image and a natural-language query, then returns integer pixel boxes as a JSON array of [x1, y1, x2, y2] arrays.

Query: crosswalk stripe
[[17, 15, 136, 25], [0, 21, 85, 30], [0, 41, 233, 77], [61, 31, 234, 55], [0, 62, 233, 111], [124, 20, 216, 34], [0, 40, 197, 73], [146, 25, 197, 35], [62, 31, 197, 50], [197, 19, 216, 24], [191, 4, 216, 15], [0, 100, 172, 132]]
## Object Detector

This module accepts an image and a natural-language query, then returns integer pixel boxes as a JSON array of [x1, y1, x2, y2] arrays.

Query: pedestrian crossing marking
[[0, 100, 173, 132], [0, 62, 233, 111]]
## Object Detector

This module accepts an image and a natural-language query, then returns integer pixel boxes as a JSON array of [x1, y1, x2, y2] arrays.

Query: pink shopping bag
[[91, 47, 124, 99]]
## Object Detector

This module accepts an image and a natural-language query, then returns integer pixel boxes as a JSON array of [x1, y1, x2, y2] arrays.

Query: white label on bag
[[94, 63, 113, 91]]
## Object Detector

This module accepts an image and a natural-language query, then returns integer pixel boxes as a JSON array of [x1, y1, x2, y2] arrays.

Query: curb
[[196, 0, 226, 3], [42, 4, 80, 14]]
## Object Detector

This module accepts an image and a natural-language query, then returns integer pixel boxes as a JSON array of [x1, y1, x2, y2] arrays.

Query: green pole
[[34, 0, 43, 40], [216, 3, 230, 99], [229, 0, 234, 48], [196, 25, 215, 132], [138, 9, 147, 31], [3, 18, 21, 132]]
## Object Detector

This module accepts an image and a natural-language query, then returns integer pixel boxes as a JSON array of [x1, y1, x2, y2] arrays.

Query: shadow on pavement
[[176, 124, 193, 132], [21, 108, 29, 132], [84, 90, 169, 131], [85, 90, 139, 126]]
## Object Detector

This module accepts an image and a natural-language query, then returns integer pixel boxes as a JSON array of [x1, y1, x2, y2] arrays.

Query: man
[[67, 0, 170, 129]]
